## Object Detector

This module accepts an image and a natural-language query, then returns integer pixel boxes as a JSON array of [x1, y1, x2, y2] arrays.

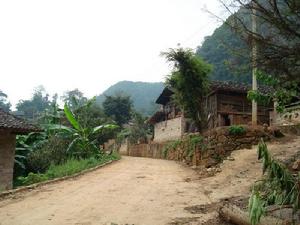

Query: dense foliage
[[102, 94, 133, 127], [4, 84, 154, 189], [116, 112, 152, 145], [10, 86, 154, 187], [61, 89, 88, 111], [50, 104, 118, 158], [247, 70, 299, 112], [163, 48, 212, 130], [0, 90, 11, 112], [16, 86, 52, 121], [196, 22, 251, 83]]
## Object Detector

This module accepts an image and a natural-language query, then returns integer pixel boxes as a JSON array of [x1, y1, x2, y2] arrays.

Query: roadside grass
[[15, 152, 121, 187]]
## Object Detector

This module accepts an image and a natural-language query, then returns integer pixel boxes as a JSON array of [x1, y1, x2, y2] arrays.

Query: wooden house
[[149, 81, 272, 143]]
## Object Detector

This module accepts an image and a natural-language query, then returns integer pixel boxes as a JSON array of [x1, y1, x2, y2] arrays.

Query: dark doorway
[[222, 114, 231, 126]]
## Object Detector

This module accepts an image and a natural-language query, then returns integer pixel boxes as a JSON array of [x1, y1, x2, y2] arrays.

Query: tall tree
[[102, 94, 133, 126], [0, 90, 11, 112], [16, 86, 50, 120], [162, 48, 212, 131], [61, 89, 87, 111]]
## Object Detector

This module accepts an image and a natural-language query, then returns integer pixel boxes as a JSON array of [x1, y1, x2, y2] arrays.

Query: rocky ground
[[0, 135, 299, 225]]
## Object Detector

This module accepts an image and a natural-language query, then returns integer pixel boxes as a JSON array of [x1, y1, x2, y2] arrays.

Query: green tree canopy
[[0, 90, 11, 112], [16, 86, 51, 120], [162, 48, 212, 131], [102, 94, 133, 126], [61, 89, 87, 111], [196, 22, 251, 83]]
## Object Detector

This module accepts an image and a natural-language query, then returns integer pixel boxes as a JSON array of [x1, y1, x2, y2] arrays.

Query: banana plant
[[49, 104, 118, 158], [15, 132, 48, 169]]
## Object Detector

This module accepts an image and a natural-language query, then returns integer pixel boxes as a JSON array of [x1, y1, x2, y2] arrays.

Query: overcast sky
[[0, 0, 226, 108]]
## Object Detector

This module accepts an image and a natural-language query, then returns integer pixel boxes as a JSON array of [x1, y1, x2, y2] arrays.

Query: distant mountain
[[96, 81, 164, 116], [196, 15, 251, 83]]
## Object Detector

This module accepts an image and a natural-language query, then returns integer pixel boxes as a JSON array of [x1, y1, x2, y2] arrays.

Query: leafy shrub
[[17, 172, 48, 186], [228, 125, 246, 135], [26, 136, 70, 173]]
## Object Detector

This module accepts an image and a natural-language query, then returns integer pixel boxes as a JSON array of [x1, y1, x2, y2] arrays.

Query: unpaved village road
[[0, 136, 299, 225]]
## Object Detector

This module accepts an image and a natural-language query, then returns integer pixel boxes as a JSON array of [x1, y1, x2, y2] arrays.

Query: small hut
[[0, 109, 40, 190]]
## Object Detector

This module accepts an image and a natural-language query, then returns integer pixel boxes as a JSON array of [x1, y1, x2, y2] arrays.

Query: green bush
[[17, 172, 48, 186], [26, 136, 70, 173], [228, 125, 246, 135]]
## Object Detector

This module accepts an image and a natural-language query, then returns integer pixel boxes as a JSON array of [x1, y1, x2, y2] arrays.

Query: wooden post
[[252, 2, 258, 126]]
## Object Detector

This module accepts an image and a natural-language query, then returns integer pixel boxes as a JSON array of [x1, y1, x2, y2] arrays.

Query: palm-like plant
[[50, 104, 118, 158], [15, 132, 48, 169]]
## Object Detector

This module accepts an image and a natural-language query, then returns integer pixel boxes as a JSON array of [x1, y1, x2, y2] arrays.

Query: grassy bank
[[15, 152, 121, 187]]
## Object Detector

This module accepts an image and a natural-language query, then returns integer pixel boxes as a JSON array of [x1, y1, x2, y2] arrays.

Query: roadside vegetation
[[4, 87, 152, 188], [163, 134, 206, 161], [248, 140, 300, 225], [0, 0, 299, 223], [16, 153, 120, 186]]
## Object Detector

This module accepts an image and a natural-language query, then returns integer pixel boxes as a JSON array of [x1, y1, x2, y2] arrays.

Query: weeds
[[16, 152, 120, 187], [228, 125, 246, 135], [163, 140, 182, 158], [162, 135, 206, 160]]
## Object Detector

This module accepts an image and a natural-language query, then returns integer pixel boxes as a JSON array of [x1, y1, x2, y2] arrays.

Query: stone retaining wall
[[124, 125, 274, 168]]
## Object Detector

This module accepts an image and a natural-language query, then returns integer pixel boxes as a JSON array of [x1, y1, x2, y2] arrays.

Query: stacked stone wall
[[125, 126, 274, 168]]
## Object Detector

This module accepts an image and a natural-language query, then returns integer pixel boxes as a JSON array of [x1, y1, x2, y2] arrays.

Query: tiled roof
[[148, 111, 165, 124], [210, 80, 272, 94], [0, 109, 41, 134], [155, 88, 174, 105], [155, 81, 272, 105]]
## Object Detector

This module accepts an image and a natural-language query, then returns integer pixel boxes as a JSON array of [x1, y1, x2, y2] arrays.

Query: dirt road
[[0, 136, 299, 225]]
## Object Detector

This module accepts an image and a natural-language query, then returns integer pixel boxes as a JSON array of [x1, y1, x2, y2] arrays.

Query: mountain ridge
[[96, 80, 164, 116]]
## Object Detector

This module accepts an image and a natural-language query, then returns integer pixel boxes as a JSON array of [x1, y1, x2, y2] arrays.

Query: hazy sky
[[0, 0, 226, 108]]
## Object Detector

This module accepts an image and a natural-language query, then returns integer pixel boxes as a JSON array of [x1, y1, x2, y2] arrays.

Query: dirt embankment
[[0, 136, 299, 225]]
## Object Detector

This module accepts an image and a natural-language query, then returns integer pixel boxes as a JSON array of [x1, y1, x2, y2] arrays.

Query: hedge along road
[[0, 138, 298, 225]]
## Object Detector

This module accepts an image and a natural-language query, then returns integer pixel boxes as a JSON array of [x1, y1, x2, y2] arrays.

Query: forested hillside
[[96, 81, 164, 116], [196, 18, 251, 83]]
